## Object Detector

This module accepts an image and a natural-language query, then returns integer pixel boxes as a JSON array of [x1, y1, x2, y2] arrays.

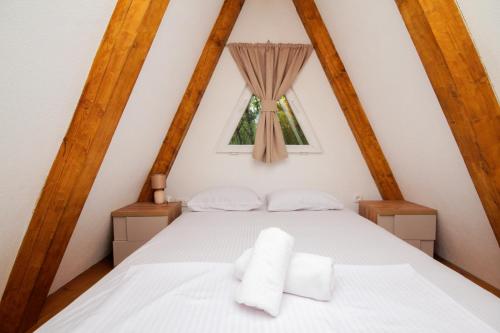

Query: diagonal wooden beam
[[0, 1, 170, 331], [293, 0, 403, 200], [138, 0, 245, 202], [396, 0, 500, 245]]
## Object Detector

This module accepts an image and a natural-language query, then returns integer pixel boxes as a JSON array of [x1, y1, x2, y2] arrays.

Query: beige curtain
[[228, 42, 313, 163]]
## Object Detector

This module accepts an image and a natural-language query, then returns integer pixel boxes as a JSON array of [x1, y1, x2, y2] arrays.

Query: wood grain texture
[[292, 0, 403, 201], [359, 200, 437, 223], [112, 201, 182, 219], [396, 0, 500, 245], [138, 0, 245, 202], [436, 256, 500, 297], [0, 1, 170, 332]]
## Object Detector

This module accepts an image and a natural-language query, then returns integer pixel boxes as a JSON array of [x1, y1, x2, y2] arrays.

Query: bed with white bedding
[[38, 210, 500, 332]]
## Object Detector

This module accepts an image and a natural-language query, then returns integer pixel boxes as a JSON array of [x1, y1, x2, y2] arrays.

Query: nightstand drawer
[[112, 202, 182, 267], [421, 240, 434, 257], [377, 215, 395, 233], [113, 216, 169, 241], [404, 239, 434, 257], [126, 216, 168, 241], [360, 201, 437, 258], [113, 217, 127, 240], [113, 240, 146, 266], [404, 239, 421, 249], [394, 215, 436, 240]]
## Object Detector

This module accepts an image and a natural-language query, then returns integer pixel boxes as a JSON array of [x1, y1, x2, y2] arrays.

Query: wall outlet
[[354, 194, 363, 203], [166, 196, 189, 206], [177, 197, 189, 206]]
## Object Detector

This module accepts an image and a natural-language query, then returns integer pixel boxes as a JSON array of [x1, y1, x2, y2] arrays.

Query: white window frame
[[216, 87, 322, 154]]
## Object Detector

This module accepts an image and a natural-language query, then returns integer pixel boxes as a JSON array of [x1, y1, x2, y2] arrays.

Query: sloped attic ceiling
[[0, 1, 495, 330]]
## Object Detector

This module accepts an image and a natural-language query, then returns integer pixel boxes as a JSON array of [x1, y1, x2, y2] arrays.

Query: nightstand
[[359, 200, 437, 257], [111, 202, 182, 266]]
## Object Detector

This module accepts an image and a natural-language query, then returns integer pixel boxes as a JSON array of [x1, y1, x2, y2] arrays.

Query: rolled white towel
[[235, 248, 334, 301], [235, 228, 294, 317]]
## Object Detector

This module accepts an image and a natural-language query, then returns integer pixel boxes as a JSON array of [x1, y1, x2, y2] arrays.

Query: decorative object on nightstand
[[359, 200, 437, 257], [151, 173, 167, 204], [111, 201, 181, 266]]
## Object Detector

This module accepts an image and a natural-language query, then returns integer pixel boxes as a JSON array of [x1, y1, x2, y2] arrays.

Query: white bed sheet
[[46, 263, 496, 333], [39, 210, 500, 331]]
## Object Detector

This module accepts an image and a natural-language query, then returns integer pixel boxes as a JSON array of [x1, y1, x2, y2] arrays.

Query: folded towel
[[235, 228, 294, 317], [235, 248, 334, 301]]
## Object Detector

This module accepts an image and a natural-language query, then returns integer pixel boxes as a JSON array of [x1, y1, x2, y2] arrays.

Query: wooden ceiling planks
[[138, 0, 245, 202], [292, 0, 404, 200], [0, 1, 171, 332], [396, 0, 500, 245]]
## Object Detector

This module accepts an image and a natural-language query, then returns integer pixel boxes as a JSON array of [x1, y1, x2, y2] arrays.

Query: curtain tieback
[[261, 99, 278, 112]]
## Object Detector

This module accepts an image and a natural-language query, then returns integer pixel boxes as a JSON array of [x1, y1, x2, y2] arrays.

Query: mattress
[[38, 210, 500, 331]]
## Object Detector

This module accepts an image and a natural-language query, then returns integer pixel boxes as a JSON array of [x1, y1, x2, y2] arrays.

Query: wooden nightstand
[[359, 200, 437, 257], [111, 202, 182, 266]]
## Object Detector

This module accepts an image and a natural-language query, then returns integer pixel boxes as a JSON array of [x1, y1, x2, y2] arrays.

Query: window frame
[[216, 87, 322, 154]]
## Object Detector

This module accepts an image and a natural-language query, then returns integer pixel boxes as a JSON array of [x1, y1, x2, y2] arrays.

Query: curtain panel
[[228, 42, 312, 163]]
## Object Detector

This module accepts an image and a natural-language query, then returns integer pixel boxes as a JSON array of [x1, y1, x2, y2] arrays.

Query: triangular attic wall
[[167, 0, 381, 212], [0, 1, 499, 331]]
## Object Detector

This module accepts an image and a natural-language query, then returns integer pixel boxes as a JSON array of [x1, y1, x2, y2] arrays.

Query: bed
[[38, 209, 500, 332]]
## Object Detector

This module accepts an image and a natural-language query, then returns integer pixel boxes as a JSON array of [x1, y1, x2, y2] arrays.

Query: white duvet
[[38, 210, 500, 332], [44, 263, 496, 333]]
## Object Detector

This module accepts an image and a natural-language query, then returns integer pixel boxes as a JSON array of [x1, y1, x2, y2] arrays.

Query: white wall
[[0, 0, 116, 298], [167, 0, 381, 211], [1, 0, 498, 299], [314, 0, 500, 288]]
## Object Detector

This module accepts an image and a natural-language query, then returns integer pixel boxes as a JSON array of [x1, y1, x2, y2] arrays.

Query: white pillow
[[267, 189, 343, 211], [188, 186, 263, 211]]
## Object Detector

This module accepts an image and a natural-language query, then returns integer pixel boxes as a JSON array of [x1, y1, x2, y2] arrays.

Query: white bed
[[38, 209, 500, 332]]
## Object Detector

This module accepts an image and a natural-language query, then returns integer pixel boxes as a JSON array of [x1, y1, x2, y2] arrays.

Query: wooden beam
[[293, 0, 403, 200], [0, 1, 170, 331], [396, 0, 500, 245], [436, 256, 500, 297], [138, 0, 245, 201]]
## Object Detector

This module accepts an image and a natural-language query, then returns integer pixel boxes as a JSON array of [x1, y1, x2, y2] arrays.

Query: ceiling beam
[[293, 0, 404, 200], [138, 0, 245, 202], [0, 1, 170, 331], [396, 0, 500, 245]]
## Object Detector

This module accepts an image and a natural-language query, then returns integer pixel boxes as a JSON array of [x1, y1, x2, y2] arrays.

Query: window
[[229, 95, 309, 145], [217, 88, 321, 154]]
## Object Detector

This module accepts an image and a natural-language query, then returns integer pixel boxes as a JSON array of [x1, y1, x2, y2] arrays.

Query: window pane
[[229, 95, 260, 145], [229, 95, 308, 145], [277, 96, 308, 145]]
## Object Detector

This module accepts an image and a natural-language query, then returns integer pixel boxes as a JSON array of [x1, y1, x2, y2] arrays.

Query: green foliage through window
[[229, 95, 309, 145]]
